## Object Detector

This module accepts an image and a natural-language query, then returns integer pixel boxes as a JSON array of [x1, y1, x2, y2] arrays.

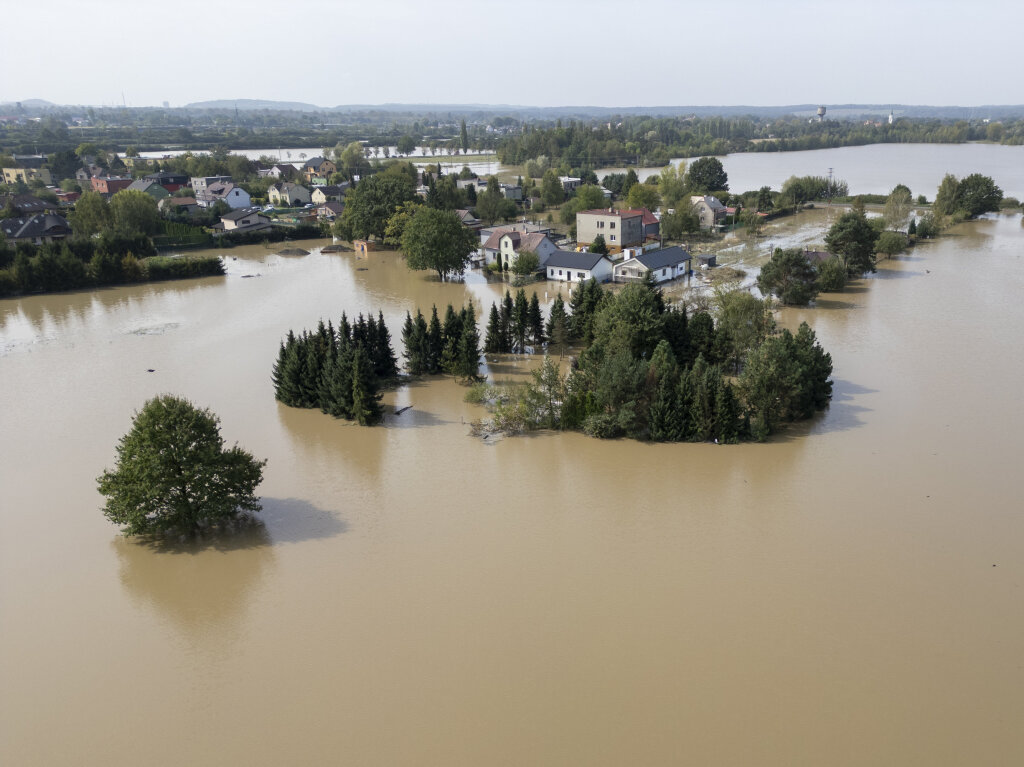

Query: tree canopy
[[337, 174, 417, 240], [97, 396, 266, 537], [685, 156, 729, 194], [401, 206, 477, 280], [825, 210, 878, 276], [757, 248, 819, 305]]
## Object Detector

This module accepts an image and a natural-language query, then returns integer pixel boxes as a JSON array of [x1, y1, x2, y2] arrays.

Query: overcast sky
[[5, 0, 1021, 108]]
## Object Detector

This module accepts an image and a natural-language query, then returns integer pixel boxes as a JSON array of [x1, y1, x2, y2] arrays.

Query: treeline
[[400, 303, 481, 380], [494, 116, 1024, 171], [476, 278, 833, 442], [0, 235, 223, 297], [272, 312, 399, 426]]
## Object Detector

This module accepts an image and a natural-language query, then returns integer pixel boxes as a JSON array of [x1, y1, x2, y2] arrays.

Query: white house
[[481, 230, 558, 270], [545, 250, 614, 283], [268, 182, 311, 207], [613, 246, 691, 284], [219, 208, 272, 233]]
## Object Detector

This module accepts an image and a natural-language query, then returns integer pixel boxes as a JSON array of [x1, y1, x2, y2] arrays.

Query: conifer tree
[[546, 293, 570, 357], [512, 288, 530, 352], [484, 302, 503, 354], [688, 355, 715, 441], [320, 343, 355, 419], [715, 381, 741, 443], [528, 292, 545, 345], [440, 304, 463, 373], [373, 309, 399, 379], [401, 311, 418, 372], [500, 290, 514, 352], [350, 348, 383, 426], [427, 306, 443, 373], [414, 310, 432, 374], [456, 303, 482, 380]]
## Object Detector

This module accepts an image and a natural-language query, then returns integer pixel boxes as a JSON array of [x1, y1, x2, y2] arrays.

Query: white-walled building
[[545, 250, 614, 283]]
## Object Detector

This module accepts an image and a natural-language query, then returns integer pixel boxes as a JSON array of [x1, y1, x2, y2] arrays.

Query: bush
[[875, 231, 908, 256], [815, 256, 847, 292], [144, 256, 225, 281]]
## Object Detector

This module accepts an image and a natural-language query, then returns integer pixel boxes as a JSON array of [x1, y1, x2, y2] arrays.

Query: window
[[610, 221, 616, 229], [610, 235, 616, 242], [578, 272, 586, 279], [558, 269, 563, 276], [597, 221, 604, 229]]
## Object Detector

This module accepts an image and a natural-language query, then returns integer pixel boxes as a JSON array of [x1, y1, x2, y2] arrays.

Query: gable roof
[[692, 195, 725, 210], [127, 179, 160, 193], [632, 246, 691, 270], [621, 207, 659, 227], [0, 194, 58, 214], [303, 156, 333, 170], [519, 232, 553, 251], [483, 229, 519, 250], [0, 213, 71, 240], [546, 250, 610, 270]]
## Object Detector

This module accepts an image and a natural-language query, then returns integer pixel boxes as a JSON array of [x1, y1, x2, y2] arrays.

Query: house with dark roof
[[613, 246, 691, 284], [576, 208, 644, 252], [158, 197, 201, 216], [126, 179, 171, 200], [315, 201, 344, 220], [191, 175, 233, 205], [0, 194, 59, 216], [143, 171, 189, 192], [691, 195, 727, 230], [301, 156, 337, 183], [545, 250, 613, 283], [197, 181, 251, 209], [1, 213, 72, 244], [217, 208, 272, 234], [311, 184, 347, 204]]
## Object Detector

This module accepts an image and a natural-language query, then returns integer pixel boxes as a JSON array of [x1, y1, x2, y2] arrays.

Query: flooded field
[[2, 214, 1023, 765]]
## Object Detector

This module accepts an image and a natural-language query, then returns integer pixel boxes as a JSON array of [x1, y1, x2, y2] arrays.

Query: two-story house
[[613, 246, 691, 284], [691, 195, 727, 230], [268, 182, 312, 207], [575, 208, 644, 253], [302, 157, 337, 184], [481, 230, 559, 271]]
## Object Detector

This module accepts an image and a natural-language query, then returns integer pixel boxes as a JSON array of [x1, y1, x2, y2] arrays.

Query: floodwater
[[3, 214, 1024, 765], [597, 142, 1024, 199]]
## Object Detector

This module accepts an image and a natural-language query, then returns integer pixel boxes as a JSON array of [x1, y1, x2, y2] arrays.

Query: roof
[[144, 171, 187, 182], [578, 208, 642, 219], [546, 250, 610, 271], [621, 208, 659, 227], [160, 197, 199, 208], [482, 229, 519, 250], [303, 156, 332, 170], [314, 184, 343, 195], [127, 179, 159, 193], [692, 195, 726, 210], [0, 213, 71, 240], [317, 201, 344, 214], [221, 207, 265, 222], [0, 194, 58, 214], [519, 232, 552, 251], [632, 246, 691, 270]]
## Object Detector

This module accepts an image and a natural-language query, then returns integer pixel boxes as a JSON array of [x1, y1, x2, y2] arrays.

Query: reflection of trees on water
[[276, 402, 388, 482], [114, 499, 346, 634]]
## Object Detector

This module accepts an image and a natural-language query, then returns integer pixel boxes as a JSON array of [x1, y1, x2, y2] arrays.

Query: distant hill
[[184, 99, 323, 111], [0, 98, 56, 109]]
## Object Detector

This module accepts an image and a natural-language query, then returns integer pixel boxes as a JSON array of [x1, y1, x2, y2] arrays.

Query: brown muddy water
[[2, 219, 1024, 765]]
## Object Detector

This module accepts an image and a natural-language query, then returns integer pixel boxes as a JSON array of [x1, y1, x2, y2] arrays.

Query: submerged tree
[[97, 395, 266, 536]]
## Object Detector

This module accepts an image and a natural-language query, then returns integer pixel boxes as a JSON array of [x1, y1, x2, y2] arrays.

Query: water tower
[[817, 106, 827, 122]]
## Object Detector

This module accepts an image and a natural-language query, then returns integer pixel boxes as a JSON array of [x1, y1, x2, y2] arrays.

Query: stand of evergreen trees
[[401, 303, 481, 380], [272, 312, 399, 426], [482, 288, 545, 354], [480, 277, 833, 443]]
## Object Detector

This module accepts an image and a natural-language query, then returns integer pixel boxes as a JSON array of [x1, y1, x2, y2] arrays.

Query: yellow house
[[3, 167, 53, 185]]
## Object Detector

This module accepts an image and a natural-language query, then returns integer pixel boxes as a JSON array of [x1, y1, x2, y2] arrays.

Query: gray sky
[[5, 0, 1022, 108]]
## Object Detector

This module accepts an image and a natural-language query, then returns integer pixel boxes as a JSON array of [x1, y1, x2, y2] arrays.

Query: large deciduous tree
[[97, 396, 266, 537], [401, 206, 476, 280], [339, 174, 417, 241], [69, 190, 111, 238], [756, 248, 819, 305], [685, 156, 729, 194], [109, 189, 160, 236], [824, 210, 878, 276]]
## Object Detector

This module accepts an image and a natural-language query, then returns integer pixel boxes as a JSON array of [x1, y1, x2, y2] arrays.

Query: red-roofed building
[[91, 176, 134, 195], [621, 208, 661, 240]]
